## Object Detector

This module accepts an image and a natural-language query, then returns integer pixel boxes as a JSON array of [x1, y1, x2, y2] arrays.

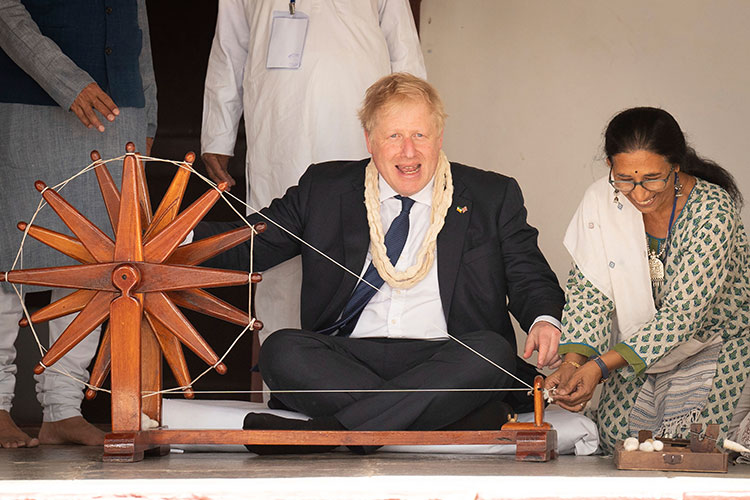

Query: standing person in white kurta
[[201, 0, 426, 341]]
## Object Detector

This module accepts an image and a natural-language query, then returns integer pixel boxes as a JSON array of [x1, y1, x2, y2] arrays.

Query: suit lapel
[[437, 170, 470, 319], [314, 183, 369, 329]]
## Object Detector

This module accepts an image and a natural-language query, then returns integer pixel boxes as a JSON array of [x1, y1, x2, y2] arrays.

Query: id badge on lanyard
[[266, 1, 309, 69]]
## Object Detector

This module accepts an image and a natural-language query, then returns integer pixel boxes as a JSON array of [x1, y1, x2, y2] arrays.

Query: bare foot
[[0, 409, 39, 448], [38, 416, 105, 446]]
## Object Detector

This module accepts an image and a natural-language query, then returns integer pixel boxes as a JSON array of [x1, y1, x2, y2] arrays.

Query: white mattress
[[161, 399, 599, 455]]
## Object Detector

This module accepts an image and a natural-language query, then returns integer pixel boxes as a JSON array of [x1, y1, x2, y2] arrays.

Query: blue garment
[[0, 0, 145, 107]]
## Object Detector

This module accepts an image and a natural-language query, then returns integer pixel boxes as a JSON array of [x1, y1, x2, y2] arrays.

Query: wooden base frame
[[103, 427, 557, 463], [2, 145, 558, 463], [101, 375, 556, 463], [100, 374, 557, 463]]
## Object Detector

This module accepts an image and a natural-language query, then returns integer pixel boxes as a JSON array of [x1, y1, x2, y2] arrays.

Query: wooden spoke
[[144, 311, 194, 398], [20, 289, 97, 327], [142, 182, 227, 264], [143, 152, 194, 242], [35, 290, 115, 373], [165, 226, 254, 266], [113, 152, 143, 262], [142, 291, 225, 373], [134, 151, 153, 228], [16, 222, 96, 264], [35, 181, 114, 262], [85, 324, 112, 400], [4, 263, 118, 291], [140, 316, 162, 421], [135, 263, 249, 292], [167, 288, 248, 326], [91, 150, 121, 234]]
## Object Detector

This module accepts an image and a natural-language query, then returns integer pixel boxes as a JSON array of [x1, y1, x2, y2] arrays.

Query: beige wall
[[421, 0, 750, 286]]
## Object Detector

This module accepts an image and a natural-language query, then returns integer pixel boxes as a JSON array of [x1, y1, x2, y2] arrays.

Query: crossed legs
[[258, 329, 517, 432]]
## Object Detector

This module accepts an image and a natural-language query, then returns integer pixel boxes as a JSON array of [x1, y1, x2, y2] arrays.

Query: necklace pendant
[[648, 250, 665, 285]]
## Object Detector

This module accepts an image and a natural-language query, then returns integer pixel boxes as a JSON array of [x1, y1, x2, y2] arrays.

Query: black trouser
[[258, 329, 516, 431]]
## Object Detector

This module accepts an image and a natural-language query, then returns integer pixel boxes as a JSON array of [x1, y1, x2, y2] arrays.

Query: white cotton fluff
[[623, 437, 639, 451], [652, 440, 664, 451], [723, 439, 750, 453], [639, 440, 655, 452], [141, 413, 159, 429]]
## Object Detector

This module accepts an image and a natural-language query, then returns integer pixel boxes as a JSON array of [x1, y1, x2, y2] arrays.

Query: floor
[[2, 445, 750, 500]]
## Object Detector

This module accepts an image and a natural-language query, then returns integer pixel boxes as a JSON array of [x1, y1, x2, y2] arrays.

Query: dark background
[[13, 0, 421, 426]]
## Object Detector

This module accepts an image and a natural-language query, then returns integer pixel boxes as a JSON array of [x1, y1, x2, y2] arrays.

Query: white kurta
[[202, 0, 426, 209], [201, 0, 426, 335]]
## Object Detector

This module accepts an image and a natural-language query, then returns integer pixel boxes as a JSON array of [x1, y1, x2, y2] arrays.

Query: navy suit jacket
[[196, 159, 564, 356]]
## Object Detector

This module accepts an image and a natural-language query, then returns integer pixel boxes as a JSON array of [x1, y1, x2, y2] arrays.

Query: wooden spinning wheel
[[2, 144, 558, 463], [2, 143, 263, 458]]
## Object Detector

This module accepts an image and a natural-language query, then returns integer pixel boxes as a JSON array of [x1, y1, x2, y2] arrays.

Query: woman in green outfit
[[546, 107, 750, 452]]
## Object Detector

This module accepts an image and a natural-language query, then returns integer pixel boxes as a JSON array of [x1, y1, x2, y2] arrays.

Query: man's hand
[[202, 153, 235, 189], [146, 137, 154, 156], [70, 83, 119, 132], [523, 321, 561, 369]]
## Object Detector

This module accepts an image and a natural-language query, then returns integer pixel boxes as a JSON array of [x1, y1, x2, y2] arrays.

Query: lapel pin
[[456, 206, 468, 213]]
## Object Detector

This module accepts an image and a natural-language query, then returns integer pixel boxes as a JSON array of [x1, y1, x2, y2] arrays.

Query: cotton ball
[[639, 440, 654, 452], [623, 437, 639, 451], [141, 412, 159, 430], [652, 440, 664, 451]]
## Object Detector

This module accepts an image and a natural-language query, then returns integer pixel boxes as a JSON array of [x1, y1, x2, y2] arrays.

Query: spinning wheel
[[2, 143, 263, 458], [2, 144, 557, 463]]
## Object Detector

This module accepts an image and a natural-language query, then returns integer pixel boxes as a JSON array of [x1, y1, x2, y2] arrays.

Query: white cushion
[[162, 399, 599, 455]]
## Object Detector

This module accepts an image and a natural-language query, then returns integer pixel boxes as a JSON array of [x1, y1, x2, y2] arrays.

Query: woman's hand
[[544, 360, 578, 393], [551, 361, 602, 412]]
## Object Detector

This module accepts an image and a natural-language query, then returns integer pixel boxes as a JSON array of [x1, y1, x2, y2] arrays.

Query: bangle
[[591, 356, 610, 381], [561, 360, 581, 369]]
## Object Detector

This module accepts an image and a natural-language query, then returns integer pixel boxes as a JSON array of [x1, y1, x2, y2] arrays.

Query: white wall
[[420, 0, 750, 285]]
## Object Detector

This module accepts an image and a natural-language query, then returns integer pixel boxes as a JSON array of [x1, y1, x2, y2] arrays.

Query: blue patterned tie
[[318, 195, 415, 336]]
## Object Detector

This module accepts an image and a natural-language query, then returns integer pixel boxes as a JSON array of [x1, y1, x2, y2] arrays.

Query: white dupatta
[[563, 176, 655, 343]]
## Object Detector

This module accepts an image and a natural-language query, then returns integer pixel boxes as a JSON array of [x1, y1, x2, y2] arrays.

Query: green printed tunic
[[560, 180, 750, 452]]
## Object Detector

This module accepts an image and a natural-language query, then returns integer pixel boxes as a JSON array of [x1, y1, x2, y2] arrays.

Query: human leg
[[334, 330, 516, 431], [35, 288, 104, 445], [259, 329, 516, 430], [0, 286, 39, 448], [258, 329, 387, 417]]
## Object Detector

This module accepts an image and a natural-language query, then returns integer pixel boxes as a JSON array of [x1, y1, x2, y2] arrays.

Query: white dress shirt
[[351, 177, 448, 339]]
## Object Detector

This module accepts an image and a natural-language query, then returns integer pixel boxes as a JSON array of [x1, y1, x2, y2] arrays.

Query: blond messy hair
[[358, 73, 447, 134]]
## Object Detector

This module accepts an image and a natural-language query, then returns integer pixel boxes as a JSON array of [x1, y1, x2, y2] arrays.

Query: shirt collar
[[378, 176, 434, 207]]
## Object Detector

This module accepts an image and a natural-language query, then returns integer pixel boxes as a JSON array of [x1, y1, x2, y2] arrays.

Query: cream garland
[[364, 150, 454, 289]]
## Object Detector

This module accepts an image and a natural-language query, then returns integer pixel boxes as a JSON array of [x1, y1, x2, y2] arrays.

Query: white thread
[[249, 222, 255, 319], [191, 320, 253, 389], [147, 387, 531, 396]]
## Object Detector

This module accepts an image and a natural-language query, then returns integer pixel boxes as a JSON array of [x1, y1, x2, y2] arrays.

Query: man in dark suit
[[195, 73, 564, 454]]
